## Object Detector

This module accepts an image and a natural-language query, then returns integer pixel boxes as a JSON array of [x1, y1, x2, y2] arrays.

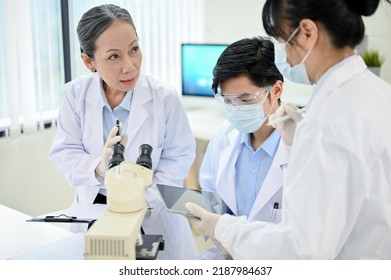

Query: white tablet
[[156, 184, 229, 217]]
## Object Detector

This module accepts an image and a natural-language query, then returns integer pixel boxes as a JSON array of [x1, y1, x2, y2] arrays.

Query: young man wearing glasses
[[197, 37, 286, 259]]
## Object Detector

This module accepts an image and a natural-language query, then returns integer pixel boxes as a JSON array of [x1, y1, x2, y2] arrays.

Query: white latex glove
[[95, 124, 128, 177], [185, 202, 220, 237], [186, 202, 231, 259], [268, 103, 304, 147]]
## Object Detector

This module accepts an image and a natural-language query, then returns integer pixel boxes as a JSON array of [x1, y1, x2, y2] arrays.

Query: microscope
[[84, 127, 164, 260]]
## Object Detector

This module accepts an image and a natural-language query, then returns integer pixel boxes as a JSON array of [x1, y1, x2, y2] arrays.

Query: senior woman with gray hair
[[49, 4, 197, 260]]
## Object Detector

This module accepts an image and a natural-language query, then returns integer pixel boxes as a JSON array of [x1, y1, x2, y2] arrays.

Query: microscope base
[[136, 234, 164, 260]]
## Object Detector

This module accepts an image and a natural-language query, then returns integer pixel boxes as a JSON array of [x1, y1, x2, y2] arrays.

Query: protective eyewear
[[215, 87, 270, 107], [271, 26, 300, 45]]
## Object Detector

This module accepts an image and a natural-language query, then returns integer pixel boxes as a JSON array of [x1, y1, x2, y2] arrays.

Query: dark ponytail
[[262, 0, 390, 49], [344, 0, 381, 16]]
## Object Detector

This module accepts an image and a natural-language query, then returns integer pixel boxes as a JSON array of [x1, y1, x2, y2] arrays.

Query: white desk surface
[[0, 204, 74, 260], [2, 204, 108, 260]]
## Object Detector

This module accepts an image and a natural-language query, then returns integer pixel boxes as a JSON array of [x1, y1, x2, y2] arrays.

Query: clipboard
[[27, 214, 95, 224]]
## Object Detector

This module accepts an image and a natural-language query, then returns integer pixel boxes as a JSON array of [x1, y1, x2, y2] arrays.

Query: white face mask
[[274, 27, 313, 85], [224, 104, 266, 133], [224, 92, 274, 133]]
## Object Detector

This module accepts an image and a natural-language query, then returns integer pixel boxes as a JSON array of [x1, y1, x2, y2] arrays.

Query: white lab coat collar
[[216, 128, 287, 217], [216, 128, 242, 214], [84, 74, 105, 154], [309, 55, 366, 109], [124, 74, 151, 149], [248, 138, 286, 220]]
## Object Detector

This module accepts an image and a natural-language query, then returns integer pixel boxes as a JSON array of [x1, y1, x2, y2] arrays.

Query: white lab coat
[[215, 55, 391, 259], [200, 121, 287, 222], [198, 121, 287, 259], [49, 73, 198, 259]]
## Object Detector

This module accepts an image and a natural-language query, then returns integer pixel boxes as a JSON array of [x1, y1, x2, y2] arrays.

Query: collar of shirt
[[99, 81, 133, 142], [239, 129, 281, 157], [99, 83, 133, 112]]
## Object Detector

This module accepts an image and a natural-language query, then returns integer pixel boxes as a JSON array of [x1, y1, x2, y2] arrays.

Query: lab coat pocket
[[271, 209, 282, 223]]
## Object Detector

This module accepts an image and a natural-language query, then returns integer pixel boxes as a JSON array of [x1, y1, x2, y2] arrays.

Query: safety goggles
[[271, 26, 300, 45], [215, 87, 270, 108]]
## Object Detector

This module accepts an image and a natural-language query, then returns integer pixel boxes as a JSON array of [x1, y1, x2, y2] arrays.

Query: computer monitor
[[181, 43, 228, 98]]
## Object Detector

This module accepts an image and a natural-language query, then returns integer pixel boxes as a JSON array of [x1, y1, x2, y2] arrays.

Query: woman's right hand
[[268, 103, 304, 147], [95, 124, 128, 176]]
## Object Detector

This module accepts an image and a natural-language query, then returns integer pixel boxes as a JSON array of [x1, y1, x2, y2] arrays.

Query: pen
[[267, 107, 307, 126], [116, 119, 120, 136], [271, 202, 279, 221]]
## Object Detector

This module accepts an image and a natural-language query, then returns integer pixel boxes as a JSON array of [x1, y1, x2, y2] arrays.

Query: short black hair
[[212, 37, 283, 94]]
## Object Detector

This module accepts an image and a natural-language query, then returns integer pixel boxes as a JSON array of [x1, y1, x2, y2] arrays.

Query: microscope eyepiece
[[108, 143, 152, 170], [136, 144, 153, 170], [108, 142, 125, 169]]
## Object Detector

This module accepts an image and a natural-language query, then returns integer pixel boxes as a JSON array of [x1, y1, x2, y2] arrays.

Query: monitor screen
[[181, 43, 228, 97]]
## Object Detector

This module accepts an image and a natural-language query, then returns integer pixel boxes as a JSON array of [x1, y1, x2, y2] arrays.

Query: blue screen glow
[[181, 44, 227, 97]]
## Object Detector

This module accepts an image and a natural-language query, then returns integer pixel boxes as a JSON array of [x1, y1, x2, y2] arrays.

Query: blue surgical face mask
[[224, 91, 274, 133], [274, 27, 313, 85]]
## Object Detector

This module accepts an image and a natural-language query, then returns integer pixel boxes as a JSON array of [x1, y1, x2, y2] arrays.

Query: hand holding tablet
[[156, 184, 229, 217]]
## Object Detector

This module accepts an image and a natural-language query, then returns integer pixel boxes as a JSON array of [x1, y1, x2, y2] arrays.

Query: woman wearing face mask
[[197, 37, 285, 259], [185, 0, 391, 259]]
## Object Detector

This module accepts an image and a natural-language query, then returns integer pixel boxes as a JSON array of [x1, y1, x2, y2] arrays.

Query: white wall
[[363, 2, 391, 83], [204, 0, 266, 44]]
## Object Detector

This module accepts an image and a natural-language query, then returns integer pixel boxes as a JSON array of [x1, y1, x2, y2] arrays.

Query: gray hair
[[77, 4, 137, 58]]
